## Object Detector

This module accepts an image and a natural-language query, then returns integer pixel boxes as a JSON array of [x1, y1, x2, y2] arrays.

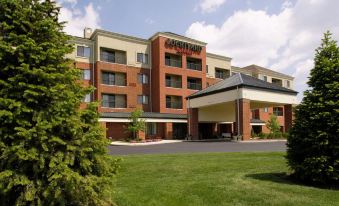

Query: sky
[[58, 0, 339, 101]]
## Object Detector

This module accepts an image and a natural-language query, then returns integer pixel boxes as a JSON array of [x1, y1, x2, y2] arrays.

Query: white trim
[[99, 118, 187, 123], [250, 123, 266, 126]]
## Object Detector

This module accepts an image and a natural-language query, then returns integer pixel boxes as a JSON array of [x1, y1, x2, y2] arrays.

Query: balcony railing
[[165, 79, 182, 88], [165, 58, 182, 68], [187, 82, 202, 90], [100, 53, 126, 64], [187, 62, 202, 71], [166, 101, 182, 109]]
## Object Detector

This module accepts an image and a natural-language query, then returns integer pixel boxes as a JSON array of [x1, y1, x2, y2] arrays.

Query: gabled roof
[[187, 73, 298, 99]]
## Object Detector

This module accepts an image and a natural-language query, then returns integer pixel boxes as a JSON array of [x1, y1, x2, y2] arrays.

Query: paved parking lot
[[108, 141, 287, 155]]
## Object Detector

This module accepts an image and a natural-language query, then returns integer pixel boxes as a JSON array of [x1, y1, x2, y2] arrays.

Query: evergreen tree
[[287, 31, 339, 185], [0, 0, 119, 205]]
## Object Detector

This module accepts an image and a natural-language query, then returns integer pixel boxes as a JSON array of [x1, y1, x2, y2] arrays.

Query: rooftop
[[188, 73, 298, 99]]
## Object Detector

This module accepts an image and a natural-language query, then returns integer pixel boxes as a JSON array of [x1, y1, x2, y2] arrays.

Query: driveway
[[108, 141, 287, 155]]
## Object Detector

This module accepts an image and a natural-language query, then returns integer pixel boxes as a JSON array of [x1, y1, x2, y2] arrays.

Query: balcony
[[187, 62, 202, 71], [100, 48, 126, 64], [165, 53, 182, 68], [272, 78, 283, 87], [166, 79, 182, 88], [187, 57, 202, 71], [166, 95, 182, 109], [215, 68, 230, 79], [187, 82, 202, 90], [165, 58, 182, 68]]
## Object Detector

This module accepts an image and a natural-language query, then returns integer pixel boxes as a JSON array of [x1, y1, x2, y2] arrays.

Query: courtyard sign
[[165, 38, 202, 55]]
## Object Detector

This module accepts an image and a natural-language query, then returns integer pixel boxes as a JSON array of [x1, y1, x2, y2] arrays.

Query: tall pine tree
[[287, 31, 339, 185], [0, 0, 119, 205]]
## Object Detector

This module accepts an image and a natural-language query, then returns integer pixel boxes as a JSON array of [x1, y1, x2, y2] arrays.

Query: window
[[186, 57, 202, 71], [286, 80, 290, 88], [165, 53, 182, 68], [263, 75, 268, 82], [101, 94, 126, 108], [215, 68, 230, 79], [138, 95, 149, 104], [81, 69, 91, 80], [77, 46, 90, 58], [100, 48, 126, 64], [138, 73, 148, 84], [206, 65, 209, 73], [83, 94, 91, 103], [272, 78, 283, 86], [102, 72, 126, 86], [166, 95, 182, 109], [146, 123, 157, 136], [187, 78, 202, 90], [165, 75, 182, 88], [262, 107, 269, 112], [137, 53, 149, 64], [273, 107, 283, 116]]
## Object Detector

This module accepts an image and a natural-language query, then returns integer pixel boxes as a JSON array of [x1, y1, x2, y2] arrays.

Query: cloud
[[186, 0, 339, 101], [58, 1, 101, 37], [197, 0, 226, 13]]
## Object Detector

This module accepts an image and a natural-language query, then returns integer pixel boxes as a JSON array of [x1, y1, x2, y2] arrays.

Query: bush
[[287, 32, 339, 185]]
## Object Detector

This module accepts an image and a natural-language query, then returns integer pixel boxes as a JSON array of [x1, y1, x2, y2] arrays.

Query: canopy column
[[235, 98, 251, 140]]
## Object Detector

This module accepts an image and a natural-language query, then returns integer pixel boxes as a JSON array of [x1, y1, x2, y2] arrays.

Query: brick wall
[[151, 36, 207, 114]]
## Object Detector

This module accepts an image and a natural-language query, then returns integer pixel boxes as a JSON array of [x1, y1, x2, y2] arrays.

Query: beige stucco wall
[[242, 88, 298, 105], [198, 102, 235, 122], [188, 87, 297, 109], [96, 35, 151, 68], [206, 55, 231, 78], [66, 39, 94, 63], [257, 73, 294, 89], [189, 89, 239, 108]]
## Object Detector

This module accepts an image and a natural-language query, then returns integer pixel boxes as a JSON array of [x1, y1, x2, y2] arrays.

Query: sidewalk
[[111, 140, 183, 146]]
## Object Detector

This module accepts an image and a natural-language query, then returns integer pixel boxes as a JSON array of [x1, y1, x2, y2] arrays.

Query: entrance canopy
[[186, 73, 298, 140], [188, 73, 298, 108]]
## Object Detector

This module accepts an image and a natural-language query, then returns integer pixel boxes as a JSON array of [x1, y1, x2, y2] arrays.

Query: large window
[[272, 78, 283, 87], [138, 73, 149, 84], [100, 48, 126, 64], [273, 107, 283, 116], [165, 75, 182, 88], [215, 68, 230, 79], [165, 53, 182, 68], [101, 94, 127, 108], [146, 123, 157, 136], [166, 95, 182, 109], [137, 53, 149, 64], [77, 46, 91, 58], [187, 77, 202, 90], [137, 95, 149, 105], [81, 69, 91, 80], [102, 72, 126, 86], [186, 57, 202, 71]]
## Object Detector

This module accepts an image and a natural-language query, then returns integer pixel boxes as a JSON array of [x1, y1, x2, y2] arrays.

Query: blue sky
[[59, 0, 339, 101]]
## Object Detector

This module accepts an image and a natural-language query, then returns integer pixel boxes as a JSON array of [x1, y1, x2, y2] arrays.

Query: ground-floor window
[[146, 123, 157, 136]]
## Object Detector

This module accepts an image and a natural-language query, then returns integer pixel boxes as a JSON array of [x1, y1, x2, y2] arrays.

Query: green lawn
[[112, 152, 339, 206]]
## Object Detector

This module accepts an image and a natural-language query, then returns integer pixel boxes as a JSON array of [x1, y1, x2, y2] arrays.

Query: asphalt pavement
[[108, 140, 287, 155]]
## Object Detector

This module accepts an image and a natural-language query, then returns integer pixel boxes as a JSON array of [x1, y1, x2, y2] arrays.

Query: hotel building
[[66, 28, 298, 141]]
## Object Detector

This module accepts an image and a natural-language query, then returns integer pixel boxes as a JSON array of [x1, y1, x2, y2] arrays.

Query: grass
[[112, 152, 339, 206]]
